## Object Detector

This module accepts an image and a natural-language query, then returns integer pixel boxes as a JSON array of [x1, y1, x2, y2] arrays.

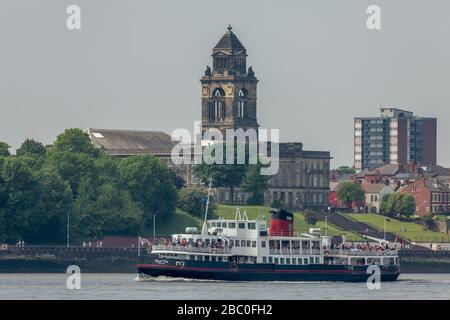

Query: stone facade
[[201, 25, 258, 134], [87, 26, 331, 211]]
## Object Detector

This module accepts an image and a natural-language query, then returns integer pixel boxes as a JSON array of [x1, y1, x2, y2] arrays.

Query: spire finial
[[227, 24, 232, 32]]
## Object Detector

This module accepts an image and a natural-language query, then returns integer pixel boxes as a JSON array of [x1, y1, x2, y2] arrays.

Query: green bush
[[177, 187, 216, 218], [304, 209, 318, 225], [271, 198, 284, 208]]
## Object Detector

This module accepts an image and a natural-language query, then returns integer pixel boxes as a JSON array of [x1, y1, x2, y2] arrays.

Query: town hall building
[[87, 26, 331, 211]]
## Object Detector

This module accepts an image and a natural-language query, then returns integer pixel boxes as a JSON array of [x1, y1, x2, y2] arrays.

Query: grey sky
[[1, 0, 450, 168]]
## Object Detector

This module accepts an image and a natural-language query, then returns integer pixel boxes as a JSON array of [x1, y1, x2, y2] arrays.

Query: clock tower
[[201, 25, 259, 135]]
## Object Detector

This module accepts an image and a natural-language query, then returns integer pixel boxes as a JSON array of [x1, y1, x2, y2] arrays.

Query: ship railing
[[151, 244, 231, 255], [324, 249, 398, 257], [269, 249, 322, 255]]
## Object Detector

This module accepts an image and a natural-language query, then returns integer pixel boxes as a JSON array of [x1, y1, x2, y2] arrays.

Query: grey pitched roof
[[329, 181, 350, 192], [368, 163, 404, 176], [86, 128, 177, 156], [419, 165, 450, 177], [424, 179, 450, 192], [362, 183, 389, 194], [214, 25, 246, 51]]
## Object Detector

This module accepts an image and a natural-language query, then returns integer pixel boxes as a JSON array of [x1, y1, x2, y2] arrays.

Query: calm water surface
[[0, 273, 449, 300]]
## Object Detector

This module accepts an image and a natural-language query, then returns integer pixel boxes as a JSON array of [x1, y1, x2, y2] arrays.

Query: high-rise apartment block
[[354, 108, 437, 171]]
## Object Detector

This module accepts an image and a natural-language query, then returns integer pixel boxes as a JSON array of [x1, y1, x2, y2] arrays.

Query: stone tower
[[201, 25, 259, 135]]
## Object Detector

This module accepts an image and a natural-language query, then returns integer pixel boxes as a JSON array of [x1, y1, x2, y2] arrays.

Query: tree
[[0, 142, 10, 157], [75, 184, 143, 239], [118, 155, 177, 225], [271, 198, 284, 209], [304, 210, 318, 225], [52, 128, 99, 157], [381, 193, 415, 218], [16, 139, 46, 157], [44, 151, 97, 197], [177, 187, 216, 218], [336, 166, 356, 175], [242, 161, 270, 205], [0, 158, 44, 242], [396, 194, 416, 217], [337, 182, 365, 208], [194, 142, 248, 204], [32, 168, 73, 243]]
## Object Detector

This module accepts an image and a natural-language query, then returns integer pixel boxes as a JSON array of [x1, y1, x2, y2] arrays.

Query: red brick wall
[[401, 179, 431, 216]]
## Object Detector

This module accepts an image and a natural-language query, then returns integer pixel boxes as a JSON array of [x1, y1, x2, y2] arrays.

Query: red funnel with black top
[[269, 209, 294, 236]]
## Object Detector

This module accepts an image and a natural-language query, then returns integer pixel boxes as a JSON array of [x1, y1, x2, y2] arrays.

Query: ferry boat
[[137, 208, 400, 282]]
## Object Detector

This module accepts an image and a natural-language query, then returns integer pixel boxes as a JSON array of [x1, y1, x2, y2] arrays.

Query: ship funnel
[[269, 208, 294, 237]]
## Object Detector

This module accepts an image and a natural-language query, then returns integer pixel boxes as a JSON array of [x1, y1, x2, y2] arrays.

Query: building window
[[238, 88, 248, 118]]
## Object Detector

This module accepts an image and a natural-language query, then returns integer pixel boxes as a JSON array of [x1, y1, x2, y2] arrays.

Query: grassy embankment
[[215, 205, 363, 240], [347, 213, 450, 242]]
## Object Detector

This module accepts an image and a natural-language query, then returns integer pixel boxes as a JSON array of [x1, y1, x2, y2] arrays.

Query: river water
[[0, 273, 449, 300]]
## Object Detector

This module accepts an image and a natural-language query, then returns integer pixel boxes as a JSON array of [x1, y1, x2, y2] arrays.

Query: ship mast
[[201, 177, 213, 235]]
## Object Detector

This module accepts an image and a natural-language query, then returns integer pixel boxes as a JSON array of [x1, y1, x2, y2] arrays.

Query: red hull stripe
[[136, 264, 398, 275]]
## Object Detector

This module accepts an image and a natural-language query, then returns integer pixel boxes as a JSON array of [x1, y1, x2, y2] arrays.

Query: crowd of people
[[324, 242, 397, 255]]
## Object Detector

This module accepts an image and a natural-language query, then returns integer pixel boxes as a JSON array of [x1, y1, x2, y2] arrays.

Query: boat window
[[280, 258, 285, 264], [252, 257, 257, 263], [286, 258, 291, 264], [235, 240, 240, 247], [205, 239, 210, 246], [274, 258, 279, 264], [246, 240, 251, 247], [221, 222, 227, 228], [304, 258, 308, 265], [261, 241, 266, 248], [189, 255, 195, 260], [309, 257, 314, 264], [222, 256, 228, 262], [241, 240, 246, 247], [210, 222, 216, 227], [248, 223, 256, 230], [238, 223, 246, 229], [269, 257, 273, 263], [298, 258, 302, 265], [315, 257, 320, 264], [212, 256, 216, 262], [262, 257, 267, 263], [205, 256, 210, 261], [228, 222, 236, 228], [252, 241, 256, 248]]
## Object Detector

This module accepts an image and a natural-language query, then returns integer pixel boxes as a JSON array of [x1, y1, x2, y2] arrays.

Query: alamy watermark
[[366, 265, 381, 290], [170, 121, 280, 176], [66, 265, 81, 290]]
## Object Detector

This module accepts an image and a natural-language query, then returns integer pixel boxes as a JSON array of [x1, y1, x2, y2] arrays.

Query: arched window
[[210, 88, 226, 122], [212, 87, 225, 97], [238, 88, 248, 118], [238, 88, 248, 97]]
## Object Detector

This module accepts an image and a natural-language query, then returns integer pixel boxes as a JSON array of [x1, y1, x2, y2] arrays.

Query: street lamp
[[153, 215, 157, 243], [66, 211, 70, 247]]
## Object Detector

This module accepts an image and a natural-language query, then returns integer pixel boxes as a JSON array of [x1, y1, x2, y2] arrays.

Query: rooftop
[[86, 128, 178, 156], [213, 25, 246, 52]]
